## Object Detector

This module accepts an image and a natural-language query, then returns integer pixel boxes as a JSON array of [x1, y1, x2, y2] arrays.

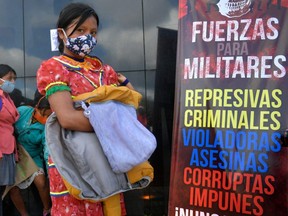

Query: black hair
[[34, 89, 50, 109], [9, 88, 34, 107], [0, 64, 16, 78], [57, 2, 99, 53]]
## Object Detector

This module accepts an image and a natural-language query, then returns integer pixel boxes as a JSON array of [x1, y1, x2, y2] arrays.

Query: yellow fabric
[[127, 161, 154, 184], [102, 194, 121, 216], [62, 177, 86, 201], [73, 85, 142, 109], [62, 161, 153, 216], [62, 161, 154, 215], [63, 176, 121, 216]]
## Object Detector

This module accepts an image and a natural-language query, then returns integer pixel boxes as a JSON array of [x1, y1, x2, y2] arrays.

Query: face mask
[[0, 78, 15, 93], [33, 108, 48, 124], [62, 29, 97, 57]]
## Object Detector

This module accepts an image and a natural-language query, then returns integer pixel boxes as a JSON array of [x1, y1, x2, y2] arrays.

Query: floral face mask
[[62, 29, 97, 57]]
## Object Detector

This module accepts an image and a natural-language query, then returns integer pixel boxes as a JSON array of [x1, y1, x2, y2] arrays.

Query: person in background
[[36, 2, 133, 215], [0, 64, 19, 216], [8, 90, 52, 216], [9, 88, 34, 108]]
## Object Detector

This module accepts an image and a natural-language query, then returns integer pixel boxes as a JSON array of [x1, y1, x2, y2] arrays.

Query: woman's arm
[[48, 90, 93, 131], [117, 73, 134, 90]]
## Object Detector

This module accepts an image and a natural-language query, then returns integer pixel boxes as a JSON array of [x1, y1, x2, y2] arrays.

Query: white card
[[50, 29, 59, 51]]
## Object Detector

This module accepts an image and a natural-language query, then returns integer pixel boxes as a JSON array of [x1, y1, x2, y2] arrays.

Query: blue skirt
[[0, 153, 16, 185]]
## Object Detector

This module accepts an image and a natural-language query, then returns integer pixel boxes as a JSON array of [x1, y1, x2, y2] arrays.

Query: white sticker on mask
[[50, 29, 59, 51]]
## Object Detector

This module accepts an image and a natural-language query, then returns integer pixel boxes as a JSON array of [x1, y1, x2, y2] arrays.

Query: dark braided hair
[[34, 90, 50, 109], [57, 3, 99, 53]]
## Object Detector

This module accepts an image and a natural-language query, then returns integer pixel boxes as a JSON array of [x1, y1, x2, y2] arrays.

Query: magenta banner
[[169, 0, 288, 215]]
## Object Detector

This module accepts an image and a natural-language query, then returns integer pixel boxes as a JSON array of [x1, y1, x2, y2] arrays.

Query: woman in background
[[8, 90, 52, 216], [0, 64, 19, 216]]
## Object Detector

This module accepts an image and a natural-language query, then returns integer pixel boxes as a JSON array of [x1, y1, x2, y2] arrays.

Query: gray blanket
[[45, 112, 152, 201]]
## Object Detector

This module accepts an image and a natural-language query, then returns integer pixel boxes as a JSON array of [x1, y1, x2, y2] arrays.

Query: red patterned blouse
[[37, 55, 118, 97]]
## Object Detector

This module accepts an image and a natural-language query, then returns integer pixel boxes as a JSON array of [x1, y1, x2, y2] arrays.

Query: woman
[[8, 90, 52, 216], [0, 64, 19, 216], [36, 2, 132, 215]]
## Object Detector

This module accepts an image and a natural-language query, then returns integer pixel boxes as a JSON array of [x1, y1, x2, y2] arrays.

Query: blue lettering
[[214, 130, 224, 148], [225, 130, 235, 149], [196, 129, 205, 147], [182, 128, 192, 146], [246, 152, 257, 172], [209, 150, 218, 169], [236, 131, 247, 150], [233, 152, 246, 171], [247, 131, 258, 150], [199, 149, 209, 167], [270, 132, 281, 152], [190, 148, 200, 166], [257, 153, 269, 172], [205, 129, 214, 148], [258, 132, 270, 151], [218, 150, 228, 169]]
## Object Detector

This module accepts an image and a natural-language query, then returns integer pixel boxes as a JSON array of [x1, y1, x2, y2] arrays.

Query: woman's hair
[[34, 90, 50, 109], [57, 2, 99, 53], [0, 64, 16, 78]]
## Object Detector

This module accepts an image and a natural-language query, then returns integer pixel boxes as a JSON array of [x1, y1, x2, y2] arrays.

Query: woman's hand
[[117, 73, 134, 90], [117, 73, 127, 84]]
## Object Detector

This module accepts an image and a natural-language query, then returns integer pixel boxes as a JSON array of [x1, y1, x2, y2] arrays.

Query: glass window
[[24, 1, 58, 77], [143, 0, 178, 70], [0, 0, 24, 77], [89, 0, 145, 71]]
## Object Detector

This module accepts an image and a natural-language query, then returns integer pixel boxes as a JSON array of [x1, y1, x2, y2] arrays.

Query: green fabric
[[46, 85, 71, 98], [14, 106, 47, 169]]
